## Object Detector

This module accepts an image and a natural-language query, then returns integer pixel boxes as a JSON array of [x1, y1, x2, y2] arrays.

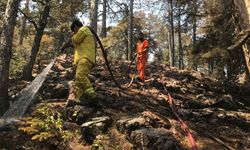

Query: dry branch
[[228, 29, 250, 51]]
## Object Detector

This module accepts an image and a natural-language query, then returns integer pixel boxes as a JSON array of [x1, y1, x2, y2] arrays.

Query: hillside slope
[[1, 54, 250, 150]]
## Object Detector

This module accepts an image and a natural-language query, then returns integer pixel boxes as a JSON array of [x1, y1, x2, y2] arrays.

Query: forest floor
[[0, 54, 250, 150]]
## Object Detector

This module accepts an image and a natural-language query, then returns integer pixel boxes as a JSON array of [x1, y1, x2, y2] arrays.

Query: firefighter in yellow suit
[[61, 20, 96, 105]]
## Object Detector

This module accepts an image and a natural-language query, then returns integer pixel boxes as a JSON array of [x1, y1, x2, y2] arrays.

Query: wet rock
[[81, 116, 112, 143], [130, 128, 183, 150]]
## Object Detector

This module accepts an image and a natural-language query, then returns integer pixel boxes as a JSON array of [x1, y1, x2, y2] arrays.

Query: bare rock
[[117, 117, 148, 136], [63, 121, 80, 131], [116, 111, 178, 149], [81, 116, 112, 143], [41, 81, 69, 99], [117, 111, 171, 132], [64, 105, 95, 124], [117, 111, 171, 137], [214, 94, 237, 109], [130, 128, 183, 150], [142, 111, 171, 129]]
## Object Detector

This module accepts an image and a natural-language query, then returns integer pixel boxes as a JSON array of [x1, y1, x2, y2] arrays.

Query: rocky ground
[[1, 54, 250, 150]]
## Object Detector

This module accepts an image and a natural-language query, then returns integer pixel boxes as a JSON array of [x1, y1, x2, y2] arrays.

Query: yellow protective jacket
[[72, 26, 95, 65]]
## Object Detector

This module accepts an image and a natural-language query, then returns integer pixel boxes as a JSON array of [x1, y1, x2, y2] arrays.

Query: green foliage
[[191, 0, 244, 80], [10, 48, 27, 78], [102, 19, 129, 60], [102, 16, 157, 60], [38, 34, 56, 59], [0, 1, 6, 28], [49, 0, 86, 24], [92, 139, 104, 150], [19, 104, 72, 145]]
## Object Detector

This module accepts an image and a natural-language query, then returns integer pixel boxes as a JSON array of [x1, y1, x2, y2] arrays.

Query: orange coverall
[[136, 39, 149, 81]]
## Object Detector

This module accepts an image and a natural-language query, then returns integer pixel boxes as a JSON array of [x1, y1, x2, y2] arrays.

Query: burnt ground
[[1, 54, 250, 150]]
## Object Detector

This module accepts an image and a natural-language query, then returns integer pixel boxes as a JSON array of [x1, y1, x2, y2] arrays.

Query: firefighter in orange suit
[[136, 32, 149, 82], [60, 20, 96, 105]]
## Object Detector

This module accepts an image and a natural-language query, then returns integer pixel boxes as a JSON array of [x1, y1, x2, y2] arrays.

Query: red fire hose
[[166, 92, 198, 150]]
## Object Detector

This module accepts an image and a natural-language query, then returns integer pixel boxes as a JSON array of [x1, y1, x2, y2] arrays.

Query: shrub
[[19, 104, 72, 145]]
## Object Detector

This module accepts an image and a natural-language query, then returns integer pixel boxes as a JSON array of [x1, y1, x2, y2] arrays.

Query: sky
[[19, 0, 165, 62], [76, 0, 165, 27]]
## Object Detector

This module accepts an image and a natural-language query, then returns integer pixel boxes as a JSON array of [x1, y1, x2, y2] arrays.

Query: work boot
[[79, 95, 98, 107]]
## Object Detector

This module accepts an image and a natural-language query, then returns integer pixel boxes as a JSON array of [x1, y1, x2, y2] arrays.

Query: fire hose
[[89, 27, 198, 149], [161, 86, 198, 150], [88, 27, 135, 90]]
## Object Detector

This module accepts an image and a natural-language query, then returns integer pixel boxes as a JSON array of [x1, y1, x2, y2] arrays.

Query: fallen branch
[[207, 134, 235, 150], [227, 29, 250, 51]]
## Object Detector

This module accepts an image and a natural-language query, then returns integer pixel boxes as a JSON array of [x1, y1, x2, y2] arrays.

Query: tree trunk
[[19, 0, 29, 45], [169, 0, 175, 67], [90, 0, 98, 32], [128, 0, 134, 60], [101, 0, 106, 37], [23, 0, 50, 81], [233, 0, 250, 78], [178, 3, 183, 69], [243, 42, 250, 76], [0, 0, 20, 116], [124, 4, 129, 60], [192, 0, 197, 70], [55, 32, 65, 50], [168, 30, 172, 65]]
